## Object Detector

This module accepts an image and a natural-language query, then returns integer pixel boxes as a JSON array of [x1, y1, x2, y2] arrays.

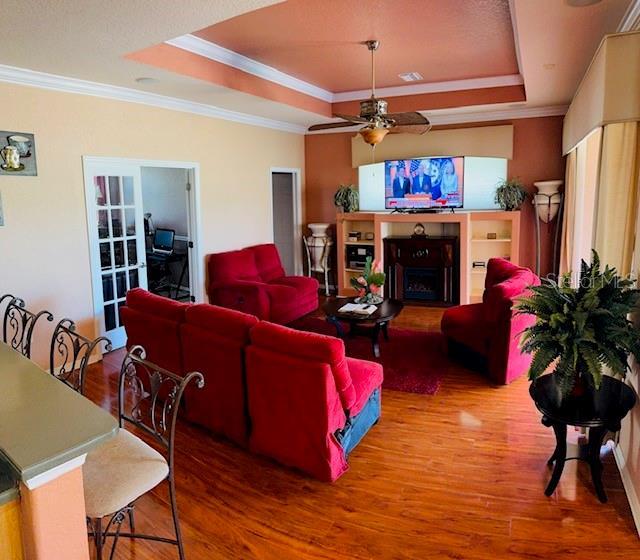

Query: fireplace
[[384, 236, 458, 305], [403, 267, 440, 301]]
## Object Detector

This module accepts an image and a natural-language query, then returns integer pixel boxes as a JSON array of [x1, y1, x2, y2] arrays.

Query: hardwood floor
[[84, 305, 639, 559]]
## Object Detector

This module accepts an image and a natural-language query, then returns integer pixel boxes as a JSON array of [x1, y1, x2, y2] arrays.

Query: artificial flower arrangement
[[351, 256, 385, 304]]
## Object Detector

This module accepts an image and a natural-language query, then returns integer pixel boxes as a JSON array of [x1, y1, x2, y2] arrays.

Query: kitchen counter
[[0, 342, 118, 487]]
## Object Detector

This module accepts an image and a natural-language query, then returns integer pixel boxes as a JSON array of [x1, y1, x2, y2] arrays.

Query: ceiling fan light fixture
[[359, 126, 389, 147]]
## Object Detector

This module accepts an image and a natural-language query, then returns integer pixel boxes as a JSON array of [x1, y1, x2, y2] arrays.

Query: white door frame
[[83, 156, 204, 313], [269, 167, 303, 275]]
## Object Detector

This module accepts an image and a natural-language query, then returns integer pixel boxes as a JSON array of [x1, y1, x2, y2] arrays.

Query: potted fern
[[495, 178, 527, 211], [334, 184, 359, 213], [516, 251, 640, 397]]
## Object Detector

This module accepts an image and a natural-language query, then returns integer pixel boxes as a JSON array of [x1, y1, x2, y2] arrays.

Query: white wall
[[141, 167, 188, 236]]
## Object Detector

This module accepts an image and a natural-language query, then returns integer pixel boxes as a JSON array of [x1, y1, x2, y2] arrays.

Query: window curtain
[[594, 122, 640, 276], [559, 149, 577, 276]]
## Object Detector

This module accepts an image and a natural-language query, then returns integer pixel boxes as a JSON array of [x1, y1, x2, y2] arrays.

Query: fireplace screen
[[403, 267, 440, 301]]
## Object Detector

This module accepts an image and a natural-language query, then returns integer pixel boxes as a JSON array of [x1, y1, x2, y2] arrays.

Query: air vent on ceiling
[[398, 72, 423, 82]]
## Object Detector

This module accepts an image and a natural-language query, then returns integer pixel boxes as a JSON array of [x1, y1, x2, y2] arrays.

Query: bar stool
[[49, 318, 112, 395], [1, 294, 53, 358], [83, 345, 204, 559]]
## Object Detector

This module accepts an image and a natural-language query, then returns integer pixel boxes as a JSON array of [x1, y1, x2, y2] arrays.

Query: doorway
[[270, 169, 302, 275], [83, 157, 201, 349], [141, 166, 192, 303]]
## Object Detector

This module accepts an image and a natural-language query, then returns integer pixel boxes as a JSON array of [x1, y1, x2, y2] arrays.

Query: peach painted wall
[[0, 81, 304, 368], [304, 116, 565, 276]]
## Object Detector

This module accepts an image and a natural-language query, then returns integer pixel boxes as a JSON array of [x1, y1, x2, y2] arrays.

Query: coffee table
[[322, 297, 404, 358]]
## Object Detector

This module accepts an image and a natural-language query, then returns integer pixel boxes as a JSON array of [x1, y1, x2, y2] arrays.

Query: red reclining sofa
[[441, 258, 540, 384], [207, 243, 319, 324], [120, 288, 382, 481]]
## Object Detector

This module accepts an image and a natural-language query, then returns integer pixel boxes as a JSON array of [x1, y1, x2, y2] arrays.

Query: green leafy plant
[[516, 251, 640, 396], [495, 178, 527, 211], [334, 184, 359, 213]]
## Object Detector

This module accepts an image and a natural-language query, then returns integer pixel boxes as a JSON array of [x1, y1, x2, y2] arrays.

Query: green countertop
[[0, 342, 118, 485]]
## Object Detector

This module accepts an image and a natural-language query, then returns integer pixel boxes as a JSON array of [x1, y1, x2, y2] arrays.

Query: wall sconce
[[533, 180, 564, 276]]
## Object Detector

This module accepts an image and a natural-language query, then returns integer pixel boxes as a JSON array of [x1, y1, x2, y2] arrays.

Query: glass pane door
[[85, 162, 147, 349]]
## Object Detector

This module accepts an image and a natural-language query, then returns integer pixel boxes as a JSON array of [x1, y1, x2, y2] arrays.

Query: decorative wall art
[[0, 131, 37, 176]]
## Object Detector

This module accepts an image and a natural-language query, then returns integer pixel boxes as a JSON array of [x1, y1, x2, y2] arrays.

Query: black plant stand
[[529, 374, 636, 503]]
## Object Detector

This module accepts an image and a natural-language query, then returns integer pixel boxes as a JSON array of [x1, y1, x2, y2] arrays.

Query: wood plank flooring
[[84, 305, 639, 559]]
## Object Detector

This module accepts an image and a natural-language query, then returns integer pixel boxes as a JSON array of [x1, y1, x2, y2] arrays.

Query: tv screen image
[[384, 157, 464, 210]]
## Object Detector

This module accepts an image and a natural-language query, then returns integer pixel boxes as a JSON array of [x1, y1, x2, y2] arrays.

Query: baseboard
[[614, 444, 640, 538]]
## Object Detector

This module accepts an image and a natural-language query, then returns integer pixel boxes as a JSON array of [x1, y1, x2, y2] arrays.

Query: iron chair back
[[49, 318, 112, 394], [1, 294, 53, 358]]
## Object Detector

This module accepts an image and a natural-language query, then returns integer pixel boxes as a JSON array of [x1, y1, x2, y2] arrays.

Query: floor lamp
[[533, 181, 564, 277]]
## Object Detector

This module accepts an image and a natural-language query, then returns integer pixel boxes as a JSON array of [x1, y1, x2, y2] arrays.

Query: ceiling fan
[[308, 40, 431, 146]]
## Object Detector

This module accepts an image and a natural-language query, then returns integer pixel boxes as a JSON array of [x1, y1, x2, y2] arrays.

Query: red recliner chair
[[180, 304, 258, 446], [441, 258, 540, 384], [207, 243, 319, 324], [245, 321, 383, 481]]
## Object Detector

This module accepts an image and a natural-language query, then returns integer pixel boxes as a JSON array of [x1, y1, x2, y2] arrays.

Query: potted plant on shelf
[[516, 251, 640, 397], [495, 178, 527, 211], [351, 257, 385, 305], [334, 184, 359, 213]]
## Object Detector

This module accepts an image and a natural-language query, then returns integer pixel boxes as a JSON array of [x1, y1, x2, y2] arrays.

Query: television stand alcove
[[336, 210, 521, 305]]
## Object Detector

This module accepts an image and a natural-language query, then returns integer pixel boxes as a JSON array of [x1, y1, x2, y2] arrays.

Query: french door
[[84, 159, 148, 349]]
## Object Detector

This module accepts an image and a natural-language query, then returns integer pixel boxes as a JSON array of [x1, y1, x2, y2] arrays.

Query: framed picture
[[0, 131, 37, 177]]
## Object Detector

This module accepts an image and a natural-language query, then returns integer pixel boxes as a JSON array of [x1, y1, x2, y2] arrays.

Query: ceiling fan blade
[[388, 123, 432, 135], [308, 120, 361, 132], [333, 113, 370, 124], [386, 112, 430, 126]]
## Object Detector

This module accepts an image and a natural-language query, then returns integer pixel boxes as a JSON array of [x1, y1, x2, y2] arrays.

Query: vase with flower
[[350, 257, 385, 304]]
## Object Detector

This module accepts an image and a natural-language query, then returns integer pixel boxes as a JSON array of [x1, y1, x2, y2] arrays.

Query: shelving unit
[[469, 211, 520, 303], [336, 210, 521, 305]]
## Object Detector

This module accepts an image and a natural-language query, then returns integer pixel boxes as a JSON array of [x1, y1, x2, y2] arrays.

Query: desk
[[146, 251, 188, 299], [0, 342, 118, 558]]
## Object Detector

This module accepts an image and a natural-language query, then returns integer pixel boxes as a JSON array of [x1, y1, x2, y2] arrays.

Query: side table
[[529, 374, 636, 503]]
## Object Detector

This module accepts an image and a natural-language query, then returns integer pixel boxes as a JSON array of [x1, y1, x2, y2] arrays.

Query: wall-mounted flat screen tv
[[384, 157, 464, 210]]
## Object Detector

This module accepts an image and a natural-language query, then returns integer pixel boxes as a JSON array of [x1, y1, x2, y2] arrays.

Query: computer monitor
[[152, 228, 175, 254]]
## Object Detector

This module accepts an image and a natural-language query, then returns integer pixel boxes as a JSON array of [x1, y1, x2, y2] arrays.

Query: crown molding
[[166, 34, 334, 102], [306, 104, 568, 134], [0, 64, 307, 134], [618, 0, 640, 31], [167, 34, 524, 104], [332, 74, 523, 102]]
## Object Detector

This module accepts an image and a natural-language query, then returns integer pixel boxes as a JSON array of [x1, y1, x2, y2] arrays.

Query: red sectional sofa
[[120, 288, 382, 481], [207, 243, 319, 324], [441, 258, 540, 384], [246, 321, 383, 482]]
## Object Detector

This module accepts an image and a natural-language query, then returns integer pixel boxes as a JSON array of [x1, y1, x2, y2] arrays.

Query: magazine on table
[[338, 302, 377, 315]]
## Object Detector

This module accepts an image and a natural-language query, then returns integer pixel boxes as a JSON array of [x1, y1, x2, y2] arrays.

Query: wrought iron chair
[[49, 318, 112, 395], [1, 294, 53, 358], [83, 345, 204, 560]]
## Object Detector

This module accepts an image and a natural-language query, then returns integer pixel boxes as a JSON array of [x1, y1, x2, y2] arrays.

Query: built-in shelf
[[471, 269, 488, 275], [344, 240, 375, 246], [345, 268, 365, 273], [471, 238, 512, 243]]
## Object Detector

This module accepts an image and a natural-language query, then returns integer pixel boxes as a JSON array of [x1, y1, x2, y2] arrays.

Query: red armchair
[[441, 258, 540, 384], [207, 243, 319, 324], [245, 321, 383, 482]]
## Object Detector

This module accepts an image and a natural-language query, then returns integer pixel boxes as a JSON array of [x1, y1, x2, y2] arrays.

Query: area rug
[[290, 317, 446, 395]]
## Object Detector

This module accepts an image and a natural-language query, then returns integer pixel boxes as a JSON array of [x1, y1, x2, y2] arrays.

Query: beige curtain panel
[[594, 122, 640, 276], [559, 149, 577, 276]]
